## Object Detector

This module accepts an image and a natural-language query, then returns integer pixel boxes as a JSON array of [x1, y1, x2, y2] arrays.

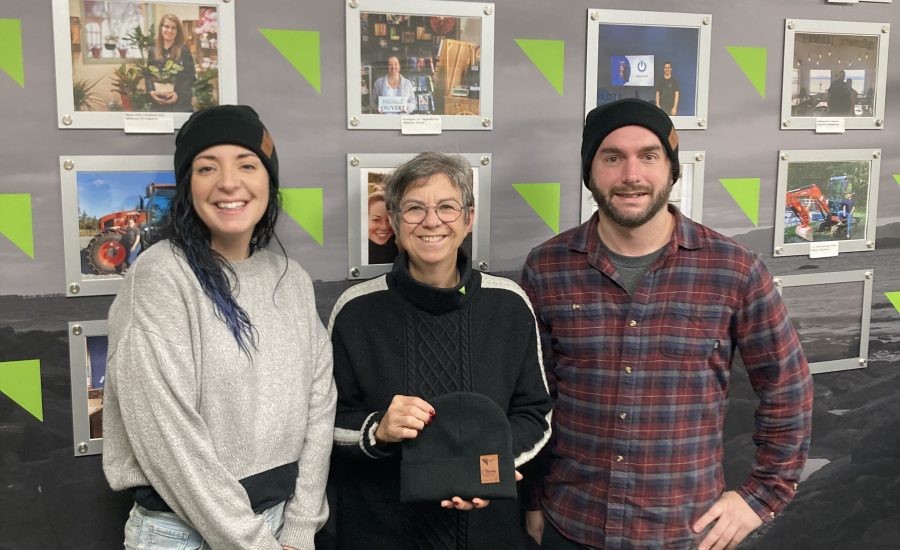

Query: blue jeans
[[123, 500, 285, 549]]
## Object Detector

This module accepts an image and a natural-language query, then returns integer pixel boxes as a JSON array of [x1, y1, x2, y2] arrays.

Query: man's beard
[[592, 180, 671, 228]]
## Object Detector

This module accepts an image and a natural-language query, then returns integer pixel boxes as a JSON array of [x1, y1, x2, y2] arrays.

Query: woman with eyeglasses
[[326, 152, 552, 549]]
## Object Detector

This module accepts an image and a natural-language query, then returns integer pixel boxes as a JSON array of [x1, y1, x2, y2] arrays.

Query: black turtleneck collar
[[386, 248, 481, 315]]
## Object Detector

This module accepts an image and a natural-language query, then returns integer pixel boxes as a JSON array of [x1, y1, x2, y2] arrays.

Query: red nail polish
[[429, 409, 436, 417]]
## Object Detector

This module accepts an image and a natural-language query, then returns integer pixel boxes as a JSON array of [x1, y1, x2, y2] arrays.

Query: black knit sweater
[[327, 251, 552, 550]]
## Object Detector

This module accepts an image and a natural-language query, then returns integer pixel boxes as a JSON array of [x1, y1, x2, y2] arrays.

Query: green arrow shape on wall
[[0, 193, 34, 258], [0, 360, 43, 422], [719, 178, 760, 227], [513, 183, 560, 234], [0, 19, 25, 87], [886, 292, 900, 317], [514, 39, 564, 96], [893, 174, 900, 188], [726, 46, 766, 98], [260, 29, 321, 93], [280, 188, 324, 246]]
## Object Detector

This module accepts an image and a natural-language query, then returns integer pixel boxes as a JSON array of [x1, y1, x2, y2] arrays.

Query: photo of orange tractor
[[785, 175, 852, 242]]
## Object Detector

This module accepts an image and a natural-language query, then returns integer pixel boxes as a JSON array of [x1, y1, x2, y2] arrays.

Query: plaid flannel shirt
[[520, 209, 813, 549]]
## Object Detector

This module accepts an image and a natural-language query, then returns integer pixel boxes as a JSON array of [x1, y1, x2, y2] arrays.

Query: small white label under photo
[[401, 115, 442, 135], [124, 112, 175, 134], [809, 241, 840, 258], [826, 0, 859, 4], [815, 117, 846, 134]]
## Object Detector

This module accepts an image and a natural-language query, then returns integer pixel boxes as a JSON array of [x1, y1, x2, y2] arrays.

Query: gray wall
[[2, 1, 900, 548]]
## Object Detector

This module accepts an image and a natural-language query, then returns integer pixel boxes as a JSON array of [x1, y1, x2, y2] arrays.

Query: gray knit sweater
[[102, 241, 336, 550]]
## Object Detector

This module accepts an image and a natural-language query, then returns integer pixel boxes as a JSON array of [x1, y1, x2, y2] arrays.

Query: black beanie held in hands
[[581, 98, 680, 188], [173, 105, 279, 186], [400, 392, 517, 503]]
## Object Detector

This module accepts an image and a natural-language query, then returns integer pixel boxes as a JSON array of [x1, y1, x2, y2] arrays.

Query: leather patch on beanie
[[260, 129, 274, 159], [480, 454, 500, 484], [667, 127, 679, 152]]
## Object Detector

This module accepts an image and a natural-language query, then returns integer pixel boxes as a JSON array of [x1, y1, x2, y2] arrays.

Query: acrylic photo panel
[[773, 149, 880, 257], [60, 155, 175, 297], [585, 9, 712, 130], [774, 270, 873, 374], [346, 153, 492, 279], [346, 0, 495, 130], [52, 0, 236, 130], [580, 150, 705, 223], [781, 19, 890, 131], [69, 320, 108, 456]]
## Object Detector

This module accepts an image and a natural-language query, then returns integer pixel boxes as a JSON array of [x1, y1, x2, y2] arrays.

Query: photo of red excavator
[[785, 175, 852, 242]]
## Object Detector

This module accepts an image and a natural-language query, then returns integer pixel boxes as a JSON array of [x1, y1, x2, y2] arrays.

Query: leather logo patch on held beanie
[[581, 98, 680, 189], [400, 392, 517, 503], [173, 105, 279, 188]]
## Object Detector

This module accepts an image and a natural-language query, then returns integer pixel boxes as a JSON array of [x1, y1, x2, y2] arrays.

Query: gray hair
[[384, 152, 474, 227]]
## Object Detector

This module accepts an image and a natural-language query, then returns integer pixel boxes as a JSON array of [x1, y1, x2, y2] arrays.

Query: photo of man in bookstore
[[359, 12, 482, 116], [84, 335, 108, 440], [68, 1, 220, 112], [790, 33, 878, 117]]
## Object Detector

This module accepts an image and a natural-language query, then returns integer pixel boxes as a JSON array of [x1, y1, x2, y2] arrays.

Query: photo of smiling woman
[[367, 191, 399, 264], [145, 13, 196, 112], [102, 105, 336, 549], [327, 152, 552, 549]]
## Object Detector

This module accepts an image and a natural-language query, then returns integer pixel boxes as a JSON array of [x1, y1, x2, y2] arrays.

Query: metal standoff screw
[[63, 159, 75, 170], [782, 119, 791, 127], [590, 11, 600, 21], [69, 283, 80, 295], [781, 153, 789, 161], [483, 6, 492, 15], [350, 267, 360, 278], [350, 117, 360, 127], [787, 21, 795, 30], [702, 16, 710, 25], [873, 151, 880, 158], [867, 241, 875, 249], [859, 358, 867, 366], [694, 153, 704, 161], [875, 119, 883, 127], [350, 156, 360, 166], [62, 115, 73, 126], [77, 442, 88, 454], [480, 156, 490, 165], [481, 118, 491, 127], [478, 261, 488, 271], [865, 271, 873, 279], [882, 25, 889, 33], [72, 324, 82, 336], [775, 247, 783, 255], [349, 0, 358, 8], [773, 278, 782, 286], [697, 119, 706, 127]]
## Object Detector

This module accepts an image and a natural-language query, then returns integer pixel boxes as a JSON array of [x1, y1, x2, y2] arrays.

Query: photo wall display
[[60, 155, 175, 297], [345, 0, 495, 131], [52, 0, 236, 130], [585, 9, 712, 130], [69, 320, 108, 456], [346, 153, 492, 280], [781, 19, 890, 131], [580, 150, 706, 224], [774, 270, 874, 375], [773, 149, 880, 257]]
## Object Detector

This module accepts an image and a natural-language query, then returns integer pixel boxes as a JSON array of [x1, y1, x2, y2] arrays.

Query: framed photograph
[[774, 269, 873, 374], [581, 150, 706, 223], [346, 0, 495, 130], [585, 9, 712, 130], [780, 19, 889, 131], [68, 320, 108, 456], [52, 0, 236, 130], [774, 149, 880, 257], [346, 153, 492, 280], [60, 155, 175, 297]]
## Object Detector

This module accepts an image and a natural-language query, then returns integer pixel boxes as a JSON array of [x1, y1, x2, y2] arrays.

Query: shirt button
[[618, 412, 627, 420], [769, 512, 775, 519], [625, 366, 633, 374], [572, 304, 581, 310], [615, 455, 624, 462], [628, 320, 638, 327]]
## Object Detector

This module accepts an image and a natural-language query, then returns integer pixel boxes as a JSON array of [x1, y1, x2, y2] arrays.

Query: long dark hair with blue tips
[[166, 161, 282, 357]]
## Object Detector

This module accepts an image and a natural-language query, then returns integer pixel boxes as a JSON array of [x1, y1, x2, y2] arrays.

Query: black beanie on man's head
[[581, 98, 680, 188], [174, 105, 278, 187], [400, 392, 517, 503]]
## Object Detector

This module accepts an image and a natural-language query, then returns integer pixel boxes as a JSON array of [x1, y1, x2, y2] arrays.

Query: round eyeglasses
[[400, 200, 464, 224]]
